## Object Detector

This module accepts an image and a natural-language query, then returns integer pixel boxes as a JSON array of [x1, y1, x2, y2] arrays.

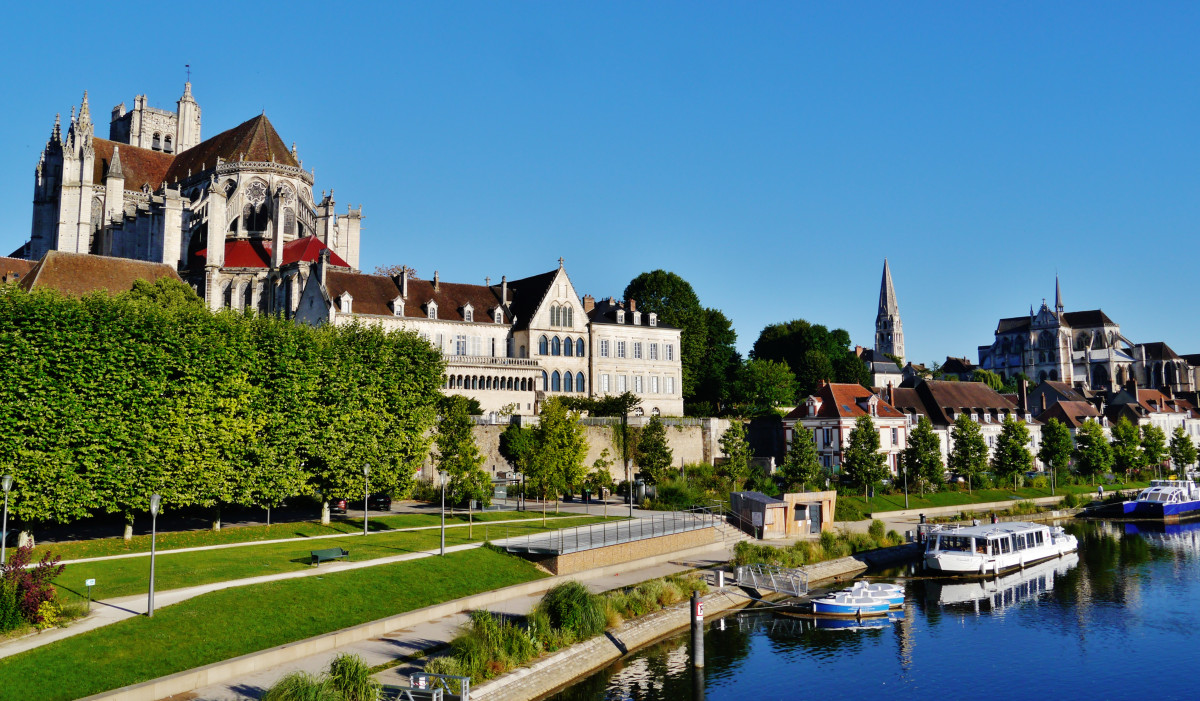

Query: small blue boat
[[811, 593, 891, 617]]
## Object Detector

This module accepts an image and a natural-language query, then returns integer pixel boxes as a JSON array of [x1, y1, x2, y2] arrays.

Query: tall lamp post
[[1, 475, 12, 565], [623, 410, 632, 518], [440, 470, 447, 556], [147, 493, 161, 617], [362, 464, 371, 537]]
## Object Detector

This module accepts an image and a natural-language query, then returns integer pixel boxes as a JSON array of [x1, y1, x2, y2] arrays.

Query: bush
[[409, 478, 440, 503], [262, 671, 339, 701], [1031, 476, 1049, 489], [537, 581, 607, 641], [1062, 492, 1079, 508], [0, 545, 65, 629], [327, 653, 381, 701], [867, 520, 885, 540], [834, 499, 865, 521], [0, 577, 21, 633]]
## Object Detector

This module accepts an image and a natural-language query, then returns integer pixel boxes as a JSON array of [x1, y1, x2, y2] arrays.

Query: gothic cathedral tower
[[875, 259, 905, 363]]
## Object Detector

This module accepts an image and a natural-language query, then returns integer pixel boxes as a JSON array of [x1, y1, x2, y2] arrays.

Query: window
[[284, 209, 296, 236], [539, 336, 549, 355], [617, 375, 627, 392], [551, 371, 562, 392], [152, 132, 162, 150], [550, 306, 559, 326], [649, 343, 658, 360], [601, 374, 610, 392], [455, 335, 467, 356], [651, 376, 659, 393], [163, 135, 173, 153], [564, 306, 573, 328], [471, 336, 482, 356], [577, 372, 585, 394], [649, 313, 657, 327], [564, 372, 574, 392], [665, 344, 674, 361], [616, 310, 625, 324], [427, 302, 437, 319], [435, 334, 444, 350], [634, 376, 643, 393], [464, 307, 473, 323], [617, 341, 627, 358], [823, 428, 833, 446], [892, 428, 898, 445], [599, 339, 610, 357], [577, 338, 585, 357], [494, 309, 503, 323], [551, 337, 562, 356], [633, 342, 643, 359], [665, 377, 674, 394], [564, 336, 574, 357]]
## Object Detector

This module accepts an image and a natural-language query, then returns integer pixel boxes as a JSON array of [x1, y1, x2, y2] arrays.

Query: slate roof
[[587, 297, 677, 329], [1138, 342, 1182, 362], [941, 356, 976, 374], [91, 138, 174, 191], [995, 309, 1115, 334], [1039, 380, 1088, 402], [197, 236, 349, 269], [0, 257, 36, 283], [323, 270, 508, 323], [1039, 401, 1102, 429], [166, 115, 297, 184], [784, 383, 904, 420], [731, 491, 786, 506], [504, 269, 558, 331], [18, 250, 181, 297]]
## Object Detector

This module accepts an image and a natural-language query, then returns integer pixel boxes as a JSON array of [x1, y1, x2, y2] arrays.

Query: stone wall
[[529, 527, 717, 575]]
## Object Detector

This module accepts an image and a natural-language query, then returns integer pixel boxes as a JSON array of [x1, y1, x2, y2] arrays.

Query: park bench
[[310, 547, 349, 566]]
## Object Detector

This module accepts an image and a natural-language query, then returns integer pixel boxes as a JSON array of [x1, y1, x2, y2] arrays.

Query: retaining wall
[[529, 527, 716, 575]]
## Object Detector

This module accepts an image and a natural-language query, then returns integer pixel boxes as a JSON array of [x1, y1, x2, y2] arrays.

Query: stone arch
[[1092, 364, 1109, 388]]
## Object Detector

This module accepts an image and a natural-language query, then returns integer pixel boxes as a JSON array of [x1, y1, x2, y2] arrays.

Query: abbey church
[[20, 84, 361, 314]]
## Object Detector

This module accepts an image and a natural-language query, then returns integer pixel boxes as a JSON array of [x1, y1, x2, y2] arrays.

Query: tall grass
[[538, 581, 607, 640], [327, 653, 381, 701], [732, 521, 903, 568], [261, 671, 339, 701]]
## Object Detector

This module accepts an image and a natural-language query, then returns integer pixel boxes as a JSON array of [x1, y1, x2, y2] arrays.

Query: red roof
[[198, 236, 349, 269], [785, 383, 904, 420], [92, 138, 174, 192]]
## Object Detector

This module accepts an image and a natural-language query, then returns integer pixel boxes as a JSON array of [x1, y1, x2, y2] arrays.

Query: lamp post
[[362, 464, 370, 537], [147, 493, 161, 617], [902, 461, 909, 510], [1, 475, 12, 565], [623, 410, 632, 518], [440, 470, 447, 556]]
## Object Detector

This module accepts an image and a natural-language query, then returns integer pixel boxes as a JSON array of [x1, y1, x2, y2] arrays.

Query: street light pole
[[440, 471, 447, 556], [1, 475, 12, 565], [147, 493, 161, 617], [624, 411, 632, 518], [363, 464, 370, 537]]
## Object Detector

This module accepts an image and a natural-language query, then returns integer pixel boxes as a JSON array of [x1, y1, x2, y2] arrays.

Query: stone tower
[[875, 258, 905, 363]]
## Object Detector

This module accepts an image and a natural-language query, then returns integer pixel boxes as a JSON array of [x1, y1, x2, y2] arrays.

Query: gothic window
[[564, 306, 573, 328], [564, 372, 574, 392], [224, 180, 237, 197], [551, 337, 562, 356], [152, 132, 162, 151], [242, 282, 253, 310], [576, 338, 585, 357], [539, 336, 549, 355], [284, 209, 296, 236], [551, 371, 562, 392], [222, 282, 233, 309], [164, 135, 173, 154], [576, 372, 585, 394], [563, 336, 573, 357], [549, 305, 559, 326], [542, 371, 548, 391]]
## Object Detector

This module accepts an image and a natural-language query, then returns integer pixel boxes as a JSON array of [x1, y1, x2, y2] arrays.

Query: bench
[[310, 547, 349, 565]]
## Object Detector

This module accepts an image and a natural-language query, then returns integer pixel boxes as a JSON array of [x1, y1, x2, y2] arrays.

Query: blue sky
[[3, 3, 1198, 362]]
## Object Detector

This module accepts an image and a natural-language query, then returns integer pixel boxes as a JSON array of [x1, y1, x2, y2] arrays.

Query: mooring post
[[691, 590, 705, 668]]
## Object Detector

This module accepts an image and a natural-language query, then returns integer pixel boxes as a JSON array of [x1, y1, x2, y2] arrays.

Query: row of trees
[[0, 280, 445, 538]]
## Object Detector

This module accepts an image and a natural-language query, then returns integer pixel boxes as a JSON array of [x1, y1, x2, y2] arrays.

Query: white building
[[782, 382, 909, 476]]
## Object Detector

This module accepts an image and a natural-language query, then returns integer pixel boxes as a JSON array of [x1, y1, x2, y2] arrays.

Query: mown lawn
[[35, 508, 557, 561], [52, 515, 618, 603], [842, 480, 1149, 515], [0, 547, 546, 701]]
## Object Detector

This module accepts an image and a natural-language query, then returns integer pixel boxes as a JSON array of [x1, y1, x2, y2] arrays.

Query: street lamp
[[623, 410, 633, 518], [440, 470, 448, 556], [147, 493, 161, 618], [362, 464, 371, 537], [1, 475, 12, 565]]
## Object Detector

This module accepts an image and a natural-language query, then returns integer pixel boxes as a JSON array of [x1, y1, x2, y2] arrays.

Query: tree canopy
[[778, 427, 821, 492], [623, 271, 706, 400], [991, 416, 1033, 487], [1140, 424, 1167, 475], [718, 421, 751, 489], [1073, 419, 1114, 484], [903, 416, 944, 494], [750, 319, 869, 398], [636, 415, 673, 484], [842, 415, 888, 498], [1038, 418, 1073, 483], [1109, 417, 1144, 478], [736, 358, 798, 412], [948, 414, 988, 492], [1170, 426, 1197, 473]]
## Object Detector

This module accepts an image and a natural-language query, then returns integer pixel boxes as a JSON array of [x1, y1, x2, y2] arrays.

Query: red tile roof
[[0, 256, 35, 283], [92, 138, 175, 191], [18, 251, 181, 297], [197, 236, 349, 269], [785, 383, 904, 420], [1039, 401, 1101, 429]]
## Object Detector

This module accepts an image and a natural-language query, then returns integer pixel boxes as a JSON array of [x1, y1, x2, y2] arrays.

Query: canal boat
[[810, 592, 892, 617], [1122, 480, 1200, 522], [923, 521, 1078, 576]]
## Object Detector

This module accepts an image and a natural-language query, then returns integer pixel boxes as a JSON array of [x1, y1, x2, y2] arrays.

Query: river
[[549, 520, 1200, 701]]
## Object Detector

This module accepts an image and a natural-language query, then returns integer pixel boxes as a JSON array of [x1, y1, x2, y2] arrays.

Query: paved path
[[171, 542, 736, 701]]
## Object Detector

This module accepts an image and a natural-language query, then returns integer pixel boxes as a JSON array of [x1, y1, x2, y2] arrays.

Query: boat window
[[938, 535, 972, 552], [998, 538, 1011, 554], [975, 539, 987, 554]]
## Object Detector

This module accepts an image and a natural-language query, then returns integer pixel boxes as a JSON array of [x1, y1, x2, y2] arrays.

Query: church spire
[[879, 258, 899, 316], [1055, 275, 1064, 314], [874, 259, 905, 363]]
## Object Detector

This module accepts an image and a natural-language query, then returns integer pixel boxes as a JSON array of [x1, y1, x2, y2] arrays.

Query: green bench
[[310, 547, 349, 565]]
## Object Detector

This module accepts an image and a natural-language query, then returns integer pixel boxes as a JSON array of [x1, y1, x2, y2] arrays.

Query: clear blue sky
[[3, 3, 1198, 363]]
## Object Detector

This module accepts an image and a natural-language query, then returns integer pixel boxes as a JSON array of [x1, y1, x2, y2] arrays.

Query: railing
[[735, 562, 809, 597], [501, 507, 719, 555], [443, 354, 542, 368], [409, 672, 470, 700], [576, 416, 708, 427]]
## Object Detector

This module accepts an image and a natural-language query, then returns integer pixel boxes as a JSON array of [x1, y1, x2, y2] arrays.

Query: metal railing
[[735, 562, 809, 597], [501, 508, 719, 555], [408, 673, 470, 701]]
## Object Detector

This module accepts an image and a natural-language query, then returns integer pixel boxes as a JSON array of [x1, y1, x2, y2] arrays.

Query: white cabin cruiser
[[924, 521, 1077, 575]]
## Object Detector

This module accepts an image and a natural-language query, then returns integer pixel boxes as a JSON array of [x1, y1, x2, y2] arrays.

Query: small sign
[[695, 600, 704, 619], [85, 578, 96, 587], [752, 512, 764, 527]]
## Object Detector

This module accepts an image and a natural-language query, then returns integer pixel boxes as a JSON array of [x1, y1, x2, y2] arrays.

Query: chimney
[[318, 248, 330, 288], [582, 294, 595, 313], [434, 270, 440, 292], [886, 381, 894, 406], [400, 266, 409, 297], [501, 275, 508, 305], [1018, 377, 1028, 413], [629, 299, 637, 313], [1126, 377, 1138, 396], [1040, 392, 1047, 412]]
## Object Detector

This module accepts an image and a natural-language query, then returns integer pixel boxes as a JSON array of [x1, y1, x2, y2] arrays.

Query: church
[[21, 84, 361, 316]]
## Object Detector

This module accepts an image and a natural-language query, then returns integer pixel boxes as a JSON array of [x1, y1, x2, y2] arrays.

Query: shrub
[[885, 530, 902, 546], [0, 577, 21, 633], [1062, 492, 1079, 508], [537, 581, 607, 641], [0, 545, 65, 627], [423, 656, 464, 678], [327, 653, 381, 701], [409, 478, 440, 503], [261, 671, 339, 701], [834, 500, 865, 521], [868, 519, 885, 540], [1031, 476, 1049, 489]]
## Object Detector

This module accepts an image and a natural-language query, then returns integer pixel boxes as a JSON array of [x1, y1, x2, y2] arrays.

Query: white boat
[[844, 581, 904, 607], [811, 592, 892, 617], [923, 521, 1078, 575]]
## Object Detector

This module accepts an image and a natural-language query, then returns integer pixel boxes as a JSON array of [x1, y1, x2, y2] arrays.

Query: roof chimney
[[583, 294, 595, 313], [434, 270, 440, 292], [400, 266, 409, 297], [501, 275, 508, 305], [1040, 392, 1047, 412], [318, 248, 330, 288], [629, 299, 637, 313]]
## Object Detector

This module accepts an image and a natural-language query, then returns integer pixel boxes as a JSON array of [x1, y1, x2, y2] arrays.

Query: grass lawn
[[0, 547, 547, 701], [842, 480, 1150, 515], [34, 508, 562, 561], [51, 515, 616, 603]]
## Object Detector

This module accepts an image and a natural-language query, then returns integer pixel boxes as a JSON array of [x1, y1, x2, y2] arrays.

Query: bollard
[[717, 570, 725, 589], [690, 590, 704, 668]]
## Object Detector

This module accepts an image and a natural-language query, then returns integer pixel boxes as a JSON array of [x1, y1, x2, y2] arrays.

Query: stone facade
[[782, 382, 909, 476]]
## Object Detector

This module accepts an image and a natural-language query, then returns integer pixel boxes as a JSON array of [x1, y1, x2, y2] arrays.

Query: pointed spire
[[79, 90, 91, 121], [181, 81, 194, 100], [51, 113, 61, 143], [878, 258, 899, 315], [109, 147, 124, 179], [1055, 275, 1064, 313]]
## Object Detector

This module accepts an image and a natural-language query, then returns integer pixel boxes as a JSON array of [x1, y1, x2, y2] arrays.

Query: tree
[[972, 369, 1005, 392], [1170, 426, 1197, 473], [499, 423, 536, 476], [778, 428, 821, 492], [435, 395, 490, 534], [736, 358, 798, 411], [585, 449, 616, 516], [1073, 419, 1114, 485], [796, 350, 835, 398], [751, 319, 868, 397], [637, 416, 673, 484], [991, 416, 1033, 488], [624, 271, 706, 400], [373, 264, 419, 278], [1110, 417, 1144, 479], [692, 308, 742, 415], [1140, 424, 1167, 477], [948, 414, 988, 493], [1038, 418, 1073, 487], [529, 398, 589, 523], [718, 421, 751, 489], [903, 416, 944, 495], [842, 415, 888, 500]]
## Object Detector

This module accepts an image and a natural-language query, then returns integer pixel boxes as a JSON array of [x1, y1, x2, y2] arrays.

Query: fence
[[500, 508, 719, 555]]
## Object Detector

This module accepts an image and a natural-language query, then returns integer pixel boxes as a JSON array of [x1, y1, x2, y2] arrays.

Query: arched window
[[563, 336, 574, 357], [539, 336, 549, 355], [152, 132, 162, 151], [464, 308, 474, 323], [564, 306, 573, 328], [577, 372, 585, 394], [164, 135, 173, 153], [564, 372, 574, 392], [542, 371, 549, 391], [551, 371, 562, 392], [576, 338, 585, 357], [551, 337, 561, 356], [284, 209, 296, 236]]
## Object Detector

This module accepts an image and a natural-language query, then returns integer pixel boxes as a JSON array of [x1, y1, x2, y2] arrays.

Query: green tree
[[499, 423, 536, 476], [972, 369, 1005, 392], [1169, 426, 1197, 473], [737, 358, 798, 410], [718, 421, 751, 489], [1038, 418, 1074, 488], [797, 350, 835, 398], [1073, 419, 1114, 485], [585, 449, 616, 516], [903, 416, 944, 495], [529, 398, 589, 523], [778, 427, 821, 492], [623, 271, 706, 400], [751, 319, 868, 397], [1140, 424, 1167, 477], [1109, 417, 1144, 478], [948, 414, 988, 493], [842, 415, 888, 500], [636, 415, 673, 484], [435, 395, 490, 534], [692, 308, 742, 415], [991, 416, 1033, 488]]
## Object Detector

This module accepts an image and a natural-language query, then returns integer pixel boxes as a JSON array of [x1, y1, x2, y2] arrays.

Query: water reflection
[[550, 519, 1200, 701]]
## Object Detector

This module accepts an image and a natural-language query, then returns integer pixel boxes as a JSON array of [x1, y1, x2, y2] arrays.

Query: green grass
[[0, 547, 546, 701], [842, 480, 1150, 515], [35, 509, 554, 561], [51, 516, 620, 603]]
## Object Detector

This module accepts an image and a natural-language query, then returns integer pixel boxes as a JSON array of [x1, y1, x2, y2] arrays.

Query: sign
[[752, 512, 764, 527], [694, 599, 704, 619], [85, 579, 95, 587]]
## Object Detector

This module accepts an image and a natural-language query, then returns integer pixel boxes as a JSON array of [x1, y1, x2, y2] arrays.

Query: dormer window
[[427, 302, 438, 319], [339, 292, 353, 314], [649, 313, 657, 327], [391, 296, 404, 317], [463, 304, 474, 323], [494, 308, 503, 324], [616, 310, 625, 324], [633, 311, 642, 326]]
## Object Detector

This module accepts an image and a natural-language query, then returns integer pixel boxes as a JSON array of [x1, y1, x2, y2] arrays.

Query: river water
[[549, 521, 1200, 701]]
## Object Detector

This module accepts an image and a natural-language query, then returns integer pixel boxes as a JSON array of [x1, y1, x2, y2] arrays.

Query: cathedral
[[21, 84, 361, 314]]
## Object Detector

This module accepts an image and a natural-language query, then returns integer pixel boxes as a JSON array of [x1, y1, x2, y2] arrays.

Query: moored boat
[[844, 581, 904, 607], [1122, 480, 1200, 522], [923, 521, 1077, 576], [811, 592, 892, 617]]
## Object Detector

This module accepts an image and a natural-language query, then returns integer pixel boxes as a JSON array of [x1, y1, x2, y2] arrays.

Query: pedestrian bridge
[[495, 510, 719, 555]]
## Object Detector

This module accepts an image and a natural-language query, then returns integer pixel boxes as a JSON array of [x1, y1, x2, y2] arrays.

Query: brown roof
[[324, 270, 508, 323], [0, 257, 36, 283], [785, 383, 904, 420], [889, 379, 1018, 426], [1039, 380, 1088, 402], [19, 251, 182, 297], [166, 115, 297, 184], [1039, 401, 1101, 429], [92, 138, 174, 192]]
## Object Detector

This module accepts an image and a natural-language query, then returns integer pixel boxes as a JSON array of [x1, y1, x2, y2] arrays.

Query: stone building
[[21, 85, 361, 316], [781, 382, 909, 476]]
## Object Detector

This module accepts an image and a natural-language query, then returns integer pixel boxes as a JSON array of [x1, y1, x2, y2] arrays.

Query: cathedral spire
[[1055, 275, 1064, 314], [51, 113, 61, 143], [879, 258, 899, 316], [874, 259, 905, 363]]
